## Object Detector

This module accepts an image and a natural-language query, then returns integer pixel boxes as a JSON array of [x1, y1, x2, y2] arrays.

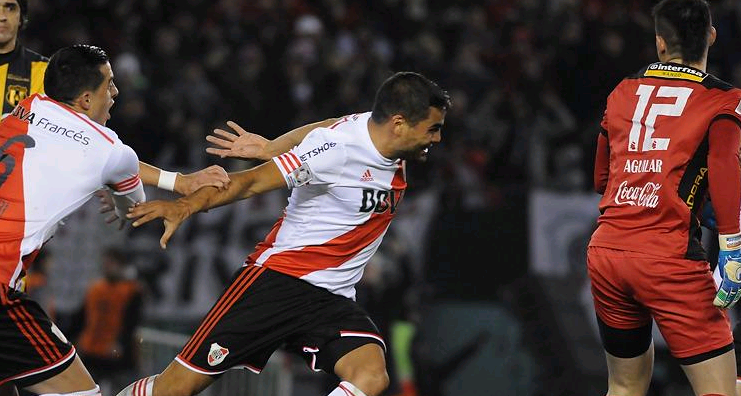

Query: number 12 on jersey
[[628, 84, 693, 152]]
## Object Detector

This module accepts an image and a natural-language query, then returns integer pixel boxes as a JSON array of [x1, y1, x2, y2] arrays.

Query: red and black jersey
[[590, 62, 741, 260]]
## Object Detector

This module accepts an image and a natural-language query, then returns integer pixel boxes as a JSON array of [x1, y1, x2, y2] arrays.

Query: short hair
[[44, 45, 109, 105], [371, 72, 451, 126], [652, 0, 712, 64]]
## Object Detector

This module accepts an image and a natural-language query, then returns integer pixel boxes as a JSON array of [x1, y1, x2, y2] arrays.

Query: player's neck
[[367, 118, 395, 160], [664, 57, 707, 72]]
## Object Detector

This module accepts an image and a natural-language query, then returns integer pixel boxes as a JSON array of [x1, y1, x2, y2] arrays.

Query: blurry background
[[20, 0, 741, 395]]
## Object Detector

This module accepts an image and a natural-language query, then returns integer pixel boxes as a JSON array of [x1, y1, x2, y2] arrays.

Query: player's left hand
[[94, 189, 126, 230], [175, 165, 230, 195], [714, 233, 741, 308], [127, 200, 192, 249], [206, 121, 271, 161]]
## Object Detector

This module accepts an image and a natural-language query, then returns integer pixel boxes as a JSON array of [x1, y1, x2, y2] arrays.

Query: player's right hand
[[714, 233, 741, 308], [127, 200, 192, 249], [95, 189, 126, 230], [206, 121, 271, 161]]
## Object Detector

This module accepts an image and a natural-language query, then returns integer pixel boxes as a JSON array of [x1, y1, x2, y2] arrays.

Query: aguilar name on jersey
[[0, 94, 142, 289], [246, 112, 406, 300], [590, 62, 741, 260]]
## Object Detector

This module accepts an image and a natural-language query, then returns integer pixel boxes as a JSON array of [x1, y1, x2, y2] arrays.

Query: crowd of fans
[[23, 0, 741, 395], [20, 0, 741, 193]]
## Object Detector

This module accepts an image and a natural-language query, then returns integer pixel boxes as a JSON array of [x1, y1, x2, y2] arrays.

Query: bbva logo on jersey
[[359, 188, 404, 214]]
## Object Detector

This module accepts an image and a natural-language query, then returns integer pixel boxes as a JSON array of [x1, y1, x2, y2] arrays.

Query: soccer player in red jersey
[[588, 0, 741, 395]]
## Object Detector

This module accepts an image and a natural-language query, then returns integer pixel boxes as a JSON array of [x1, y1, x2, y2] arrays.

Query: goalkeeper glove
[[714, 233, 741, 308]]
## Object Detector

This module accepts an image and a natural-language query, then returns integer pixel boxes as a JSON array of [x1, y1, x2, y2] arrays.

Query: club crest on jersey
[[207, 343, 229, 366], [6, 85, 28, 107]]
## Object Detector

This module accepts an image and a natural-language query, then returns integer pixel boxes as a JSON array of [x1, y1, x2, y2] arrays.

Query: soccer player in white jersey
[[0, 44, 228, 396], [118, 71, 450, 396]]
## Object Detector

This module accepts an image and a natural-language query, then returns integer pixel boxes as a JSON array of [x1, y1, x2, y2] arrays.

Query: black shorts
[[176, 266, 386, 375], [0, 285, 75, 388]]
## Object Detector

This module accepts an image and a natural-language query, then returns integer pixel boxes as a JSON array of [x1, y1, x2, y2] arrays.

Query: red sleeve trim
[[112, 175, 141, 192]]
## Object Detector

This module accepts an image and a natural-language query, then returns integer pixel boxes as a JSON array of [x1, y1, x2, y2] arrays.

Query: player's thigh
[[587, 246, 653, 353], [24, 356, 96, 395], [334, 343, 388, 388], [681, 348, 736, 396], [283, 285, 388, 376], [176, 265, 314, 375], [605, 341, 654, 396], [637, 256, 733, 363], [0, 286, 77, 391], [176, 266, 379, 378]]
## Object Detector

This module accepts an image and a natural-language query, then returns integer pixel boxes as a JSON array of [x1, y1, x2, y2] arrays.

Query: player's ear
[[655, 34, 667, 56], [78, 92, 93, 111], [391, 114, 405, 135], [708, 26, 717, 47]]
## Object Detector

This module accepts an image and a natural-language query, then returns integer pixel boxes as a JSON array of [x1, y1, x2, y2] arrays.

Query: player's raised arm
[[206, 117, 340, 161], [127, 160, 286, 248]]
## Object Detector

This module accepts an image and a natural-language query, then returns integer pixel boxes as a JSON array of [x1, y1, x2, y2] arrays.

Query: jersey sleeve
[[716, 90, 741, 124], [707, 117, 741, 235], [594, 133, 610, 194], [102, 141, 142, 195], [271, 127, 345, 189]]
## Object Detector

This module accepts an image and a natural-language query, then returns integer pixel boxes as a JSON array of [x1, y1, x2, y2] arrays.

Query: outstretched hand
[[127, 200, 192, 249], [177, 165, 230, 195], [95, 189, 126, 230], [206, 121, 271, 161]]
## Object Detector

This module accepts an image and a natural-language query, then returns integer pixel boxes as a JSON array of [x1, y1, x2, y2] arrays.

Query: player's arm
[[131, 127, 343, 248], [206, 118, 340, 161], [138, 161, 230, 195], [593, 130, 609, 194], [128, 161, 285, 248], [103, 144, 146, 230], [99, 162, 231, 223], [594, 104, 611, 194], [707, 117, 741, 308]]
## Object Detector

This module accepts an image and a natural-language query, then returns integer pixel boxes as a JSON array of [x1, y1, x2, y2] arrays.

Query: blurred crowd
[[0, 1, 686, 194], [21, 0, 741, 194], [22, 0, 741, 395]]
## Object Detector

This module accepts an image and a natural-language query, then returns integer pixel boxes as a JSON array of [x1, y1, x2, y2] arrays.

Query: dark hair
[[18, 0, 27, 30], [44, 45, 109, 104], [371, 72, 451, 126], [652, 0, 712, 63]]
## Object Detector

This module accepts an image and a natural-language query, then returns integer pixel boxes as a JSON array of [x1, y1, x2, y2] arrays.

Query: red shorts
[[586, 246, 732, 359]]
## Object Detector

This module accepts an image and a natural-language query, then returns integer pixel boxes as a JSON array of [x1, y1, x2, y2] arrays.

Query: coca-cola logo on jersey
[[614, 181, 661, 208]]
